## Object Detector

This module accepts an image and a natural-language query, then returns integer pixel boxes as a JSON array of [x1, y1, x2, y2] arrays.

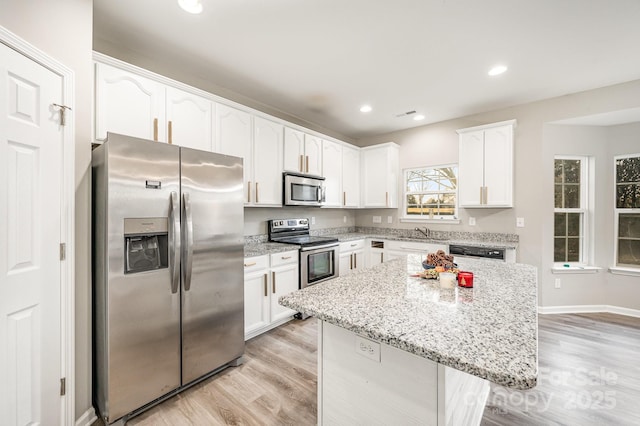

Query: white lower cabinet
[[244, 250, 299, 340], [339, 240, 365, 276]]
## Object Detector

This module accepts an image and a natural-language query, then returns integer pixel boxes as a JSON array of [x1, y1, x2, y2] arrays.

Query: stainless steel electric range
[[267, 218, 339, 289]]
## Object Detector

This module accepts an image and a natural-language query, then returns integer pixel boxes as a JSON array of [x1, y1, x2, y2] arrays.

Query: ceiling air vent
[[395, 110, 416, 117]]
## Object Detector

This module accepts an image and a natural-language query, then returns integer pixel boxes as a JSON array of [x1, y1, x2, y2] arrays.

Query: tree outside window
[[404, 166, 458, 219], [615, 155, 640, 268], [554, 158, 586, 263]]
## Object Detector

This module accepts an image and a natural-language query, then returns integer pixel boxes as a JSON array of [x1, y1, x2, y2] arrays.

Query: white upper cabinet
[[252, 117, 283, 206], [95, 62, 213, 151], [95, 62, 165, 142], [165, 87, 212, 151], [215, 103, 253, 203], [342, 145, 360, 208], [283, 127, 323, 175], [283, 127, 305, 173], [322, 140, 343, 207], [457, 120, 515, 208], [360, 143, 400, 208]]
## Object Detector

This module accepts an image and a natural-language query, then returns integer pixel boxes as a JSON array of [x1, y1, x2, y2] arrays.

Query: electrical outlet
[[311, 216, 316, 225], [516, 217, 525, 228], [372, 216, 382, 223], [469, 217, 476, 226], [387, 216, 393, 224], [555, 278, 561, 289], [343, 215, 347, 223], [355, 336, 380, 362]]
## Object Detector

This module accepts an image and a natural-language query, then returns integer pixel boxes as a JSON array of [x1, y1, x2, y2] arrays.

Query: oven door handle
[[300, 243, 339, 252]]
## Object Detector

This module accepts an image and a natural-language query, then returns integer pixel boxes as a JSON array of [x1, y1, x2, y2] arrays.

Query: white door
[[270, 264, 299, 322], [252, 117, 283, 206], [483, 125, 513, 206], [0, 43, 63, 425], [215, 104, 252, 203], [458, 131, 485, 206], [322, 140, 342, 207], [304, 134, 323, 175], [94, 62, 165, 141], [165, 86, 212, 151], [244, 270, 270, 337], [283, 127, 304, 173], [342, 145, 360, 208]]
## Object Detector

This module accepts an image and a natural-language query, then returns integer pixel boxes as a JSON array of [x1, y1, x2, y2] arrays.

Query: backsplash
[[244, 226, 518, 244]]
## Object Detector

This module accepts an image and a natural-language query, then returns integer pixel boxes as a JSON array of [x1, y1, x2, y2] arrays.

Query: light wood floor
[[93, 313, 640, 425]]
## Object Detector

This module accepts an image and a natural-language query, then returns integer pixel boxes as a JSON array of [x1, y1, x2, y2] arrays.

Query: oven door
[[300, 244, 339, 289]]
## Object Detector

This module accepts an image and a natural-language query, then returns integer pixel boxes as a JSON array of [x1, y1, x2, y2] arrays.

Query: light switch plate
[[311, 216, 316, 225], [372, 216, 382, 223], [355, 335, 380, 362], [516, 217, 525, 227], [387, 216, 393, 224], [469, 217, 476, 226]]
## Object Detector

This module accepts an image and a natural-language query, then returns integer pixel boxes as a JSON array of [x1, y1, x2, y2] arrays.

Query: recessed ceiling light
[[178, 0, 203, 14], [413, 114, 425, 121], [488, 65, 508, 76], [360, 105, 372, 113]]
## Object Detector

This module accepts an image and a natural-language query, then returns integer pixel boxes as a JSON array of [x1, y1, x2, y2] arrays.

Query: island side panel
[[321, 321, 439, 425], [438, 364, 490, 426]]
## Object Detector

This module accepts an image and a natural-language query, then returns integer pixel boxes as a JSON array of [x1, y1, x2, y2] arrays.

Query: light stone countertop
[[332, 232, 518, 249], [244, 242, 299, 258], [279, 254, 538, 390]]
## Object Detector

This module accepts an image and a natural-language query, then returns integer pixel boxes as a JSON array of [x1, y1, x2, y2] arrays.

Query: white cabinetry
[[252, 117, 283, 206], [361, 143, 400, 208], [244, 250, 299, 340], [339, 240, 365, 276], [322, 140, 343, 207], [283, 128, 322, 175], [384, 240, 447, 260], [457, 120, 516, 208], [342, 145, 360, 208], [215, 106, 282, 206], [95, 62, 212, 150]]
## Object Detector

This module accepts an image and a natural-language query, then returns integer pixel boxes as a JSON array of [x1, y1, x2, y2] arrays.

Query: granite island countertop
[[330, 232, 518, 250], [279, 254, 537, 390]]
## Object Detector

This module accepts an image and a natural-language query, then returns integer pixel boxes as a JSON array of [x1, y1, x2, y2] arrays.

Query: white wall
[[244, 207, 356, 236], [356, 81, 640, 310], [0, 0, 94, 420]]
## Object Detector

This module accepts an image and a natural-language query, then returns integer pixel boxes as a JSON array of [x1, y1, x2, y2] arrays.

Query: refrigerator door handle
[[182, 192, 194, 291], [169, 191, 181, 294]]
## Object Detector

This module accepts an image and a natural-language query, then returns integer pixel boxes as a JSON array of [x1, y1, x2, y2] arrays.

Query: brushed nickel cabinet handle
[[479, 187, 483, 204], [306, 155, 309, 173], [354, 253, 357, 269], [299, 154, 304, 173], [256, 182, 259, 204], [350, 253, 353, 270], [168, 120, 173, 144], [247, 181, 251, 203], [350, 243, 357, 247], [484, 186, 488, 204], [272, 271, 276, 293], [244, 261, 257, 267], [385, 191, 389, 207], [281, 255, 292, 260], [343, 191, 346, 206], [153, 118, 158, 141], [381, 253, 384, 263], [263, 274, 268, 297]]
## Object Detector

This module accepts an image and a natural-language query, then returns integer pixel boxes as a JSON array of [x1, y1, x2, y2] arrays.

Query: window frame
[[613, 153, 640, 271], [553, 156, 590, 266], [400, 164, 459, 223]]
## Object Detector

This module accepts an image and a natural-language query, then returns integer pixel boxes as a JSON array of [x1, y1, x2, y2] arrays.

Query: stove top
[[267, 218, 338, 248]]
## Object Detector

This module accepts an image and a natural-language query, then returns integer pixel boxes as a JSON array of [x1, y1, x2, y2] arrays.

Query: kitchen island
[[280, 254, 537, 425]]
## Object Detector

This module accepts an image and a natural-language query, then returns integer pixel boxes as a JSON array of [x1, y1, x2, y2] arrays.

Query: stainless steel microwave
[[283, 172, 326, 206]]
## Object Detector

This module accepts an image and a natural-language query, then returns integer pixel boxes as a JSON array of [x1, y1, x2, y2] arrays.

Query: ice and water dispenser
[[123, 218, 169, 274]]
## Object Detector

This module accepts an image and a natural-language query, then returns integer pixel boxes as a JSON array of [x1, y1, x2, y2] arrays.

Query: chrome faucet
[[415, 227, 431, 238]]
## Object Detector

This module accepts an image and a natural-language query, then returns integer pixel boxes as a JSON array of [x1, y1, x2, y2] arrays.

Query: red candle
[[458, 271, 474, 288]]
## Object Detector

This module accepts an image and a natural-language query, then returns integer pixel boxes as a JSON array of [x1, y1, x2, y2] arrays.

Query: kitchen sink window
[[554, 157, 591, 265], [614, 154, 640, 271], [402, 165, 458, 221]]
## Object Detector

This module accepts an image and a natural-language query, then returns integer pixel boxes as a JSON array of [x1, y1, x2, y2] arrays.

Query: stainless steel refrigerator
[[92, 133, 244, 424]]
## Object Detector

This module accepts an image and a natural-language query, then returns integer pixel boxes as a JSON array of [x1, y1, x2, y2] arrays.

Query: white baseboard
[[76, 407, 97, 426], [538, 304, 640, 318]]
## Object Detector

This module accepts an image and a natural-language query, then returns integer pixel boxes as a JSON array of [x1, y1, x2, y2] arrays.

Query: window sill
[[399, 217, 461, 225], [551, 266, 601, 274], [609, 267, 640, 277]]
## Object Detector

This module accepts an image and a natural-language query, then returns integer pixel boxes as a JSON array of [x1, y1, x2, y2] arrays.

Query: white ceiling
[[93, 0, 640, 140]]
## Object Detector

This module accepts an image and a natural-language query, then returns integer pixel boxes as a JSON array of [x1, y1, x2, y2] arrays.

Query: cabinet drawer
[[270, 250, 298, 267], [243, 255, 269, 273], [340, 239, 365, 253]]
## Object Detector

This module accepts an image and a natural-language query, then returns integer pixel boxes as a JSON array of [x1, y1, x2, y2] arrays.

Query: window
[[554, 157, 588, 264], [615, 154, 640, 268], [403, 165, 458, 220]]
